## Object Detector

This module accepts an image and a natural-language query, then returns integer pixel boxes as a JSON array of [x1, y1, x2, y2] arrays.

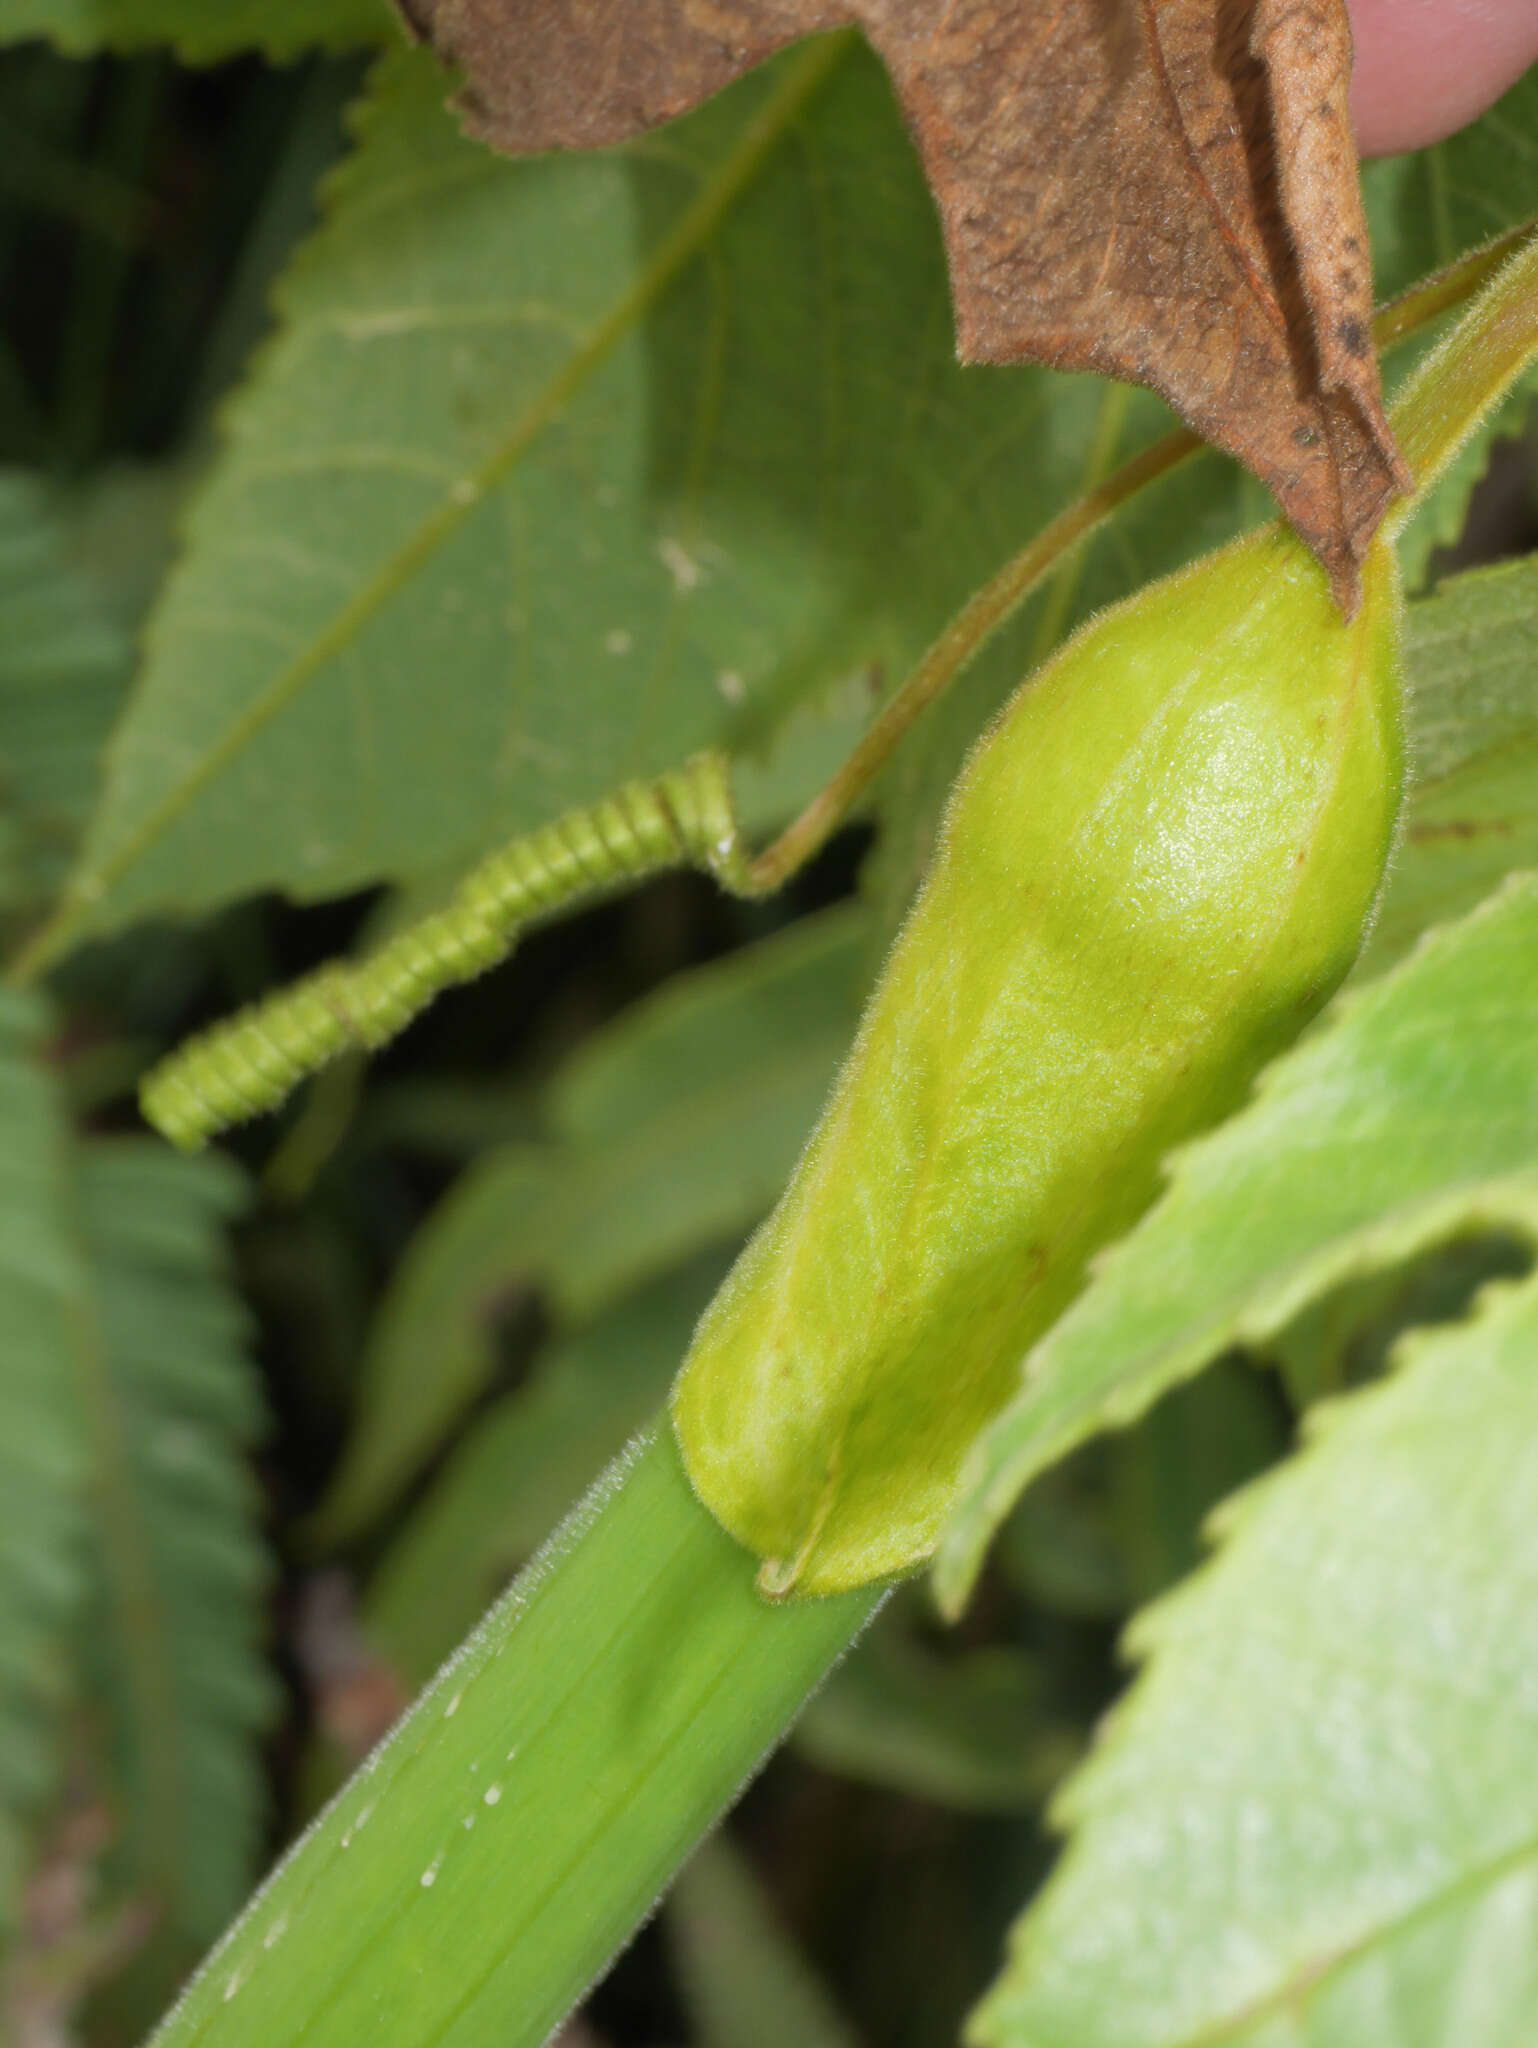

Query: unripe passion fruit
[[672, 525, 1403, 1596]]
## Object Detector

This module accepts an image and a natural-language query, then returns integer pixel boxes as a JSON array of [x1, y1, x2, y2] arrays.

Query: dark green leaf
[[0, 987, 87, 1937], [1002, 1360, 1284, 1621], [1366, 63, 1538, 589], [795, 1608, 1074, 1815], [0, 0, 391, 61], [312, 906, 868, 1546], [1365, 63, 1538, 298], [668, 1832, 858, 2048], [74, 1142, 276, 1944], [51, 36, 1247, 964], [362, 1253, 729, 1685], [0, 472, 130, 924]]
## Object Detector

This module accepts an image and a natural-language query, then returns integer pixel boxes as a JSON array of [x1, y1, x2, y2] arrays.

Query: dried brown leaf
[[398, 0, 1410, 611]]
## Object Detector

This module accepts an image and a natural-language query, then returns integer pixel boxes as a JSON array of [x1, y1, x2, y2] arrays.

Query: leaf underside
[[972, 1264, 1538, 2047]]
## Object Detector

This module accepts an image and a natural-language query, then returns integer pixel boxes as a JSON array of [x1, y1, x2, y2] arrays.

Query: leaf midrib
[[1166, 1823, 1538, 2048]]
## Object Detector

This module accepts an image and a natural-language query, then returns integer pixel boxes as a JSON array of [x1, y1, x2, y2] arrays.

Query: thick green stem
[[148, 1426, 879, 2048]]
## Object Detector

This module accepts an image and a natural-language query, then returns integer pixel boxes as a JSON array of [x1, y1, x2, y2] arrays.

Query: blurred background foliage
[[0, 13, 1535, 2047]]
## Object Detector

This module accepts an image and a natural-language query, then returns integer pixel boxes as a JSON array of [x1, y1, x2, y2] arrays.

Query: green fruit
[[671, 524, 1403, 1596]]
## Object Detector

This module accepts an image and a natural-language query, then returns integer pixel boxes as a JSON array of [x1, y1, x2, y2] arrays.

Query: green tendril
[[140, 752, 761, 1151]]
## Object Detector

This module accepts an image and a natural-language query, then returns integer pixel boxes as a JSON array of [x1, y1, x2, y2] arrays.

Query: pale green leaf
[[0, 987, 88, 1938], [971, 1265, 1538, 2048], [0, 471, 130, 921], [1361, 555, 1538, 979], [312, 905, 868, 1546], [74, 1141, 276, 1945], [936, 873, 1538, 1613], [147, 1428, 877, 2048], [362, 1252, 729, 1686], [50, 33, 1249, 964], [0, 0, 391, 60], [668, 1832, 858, 2048]]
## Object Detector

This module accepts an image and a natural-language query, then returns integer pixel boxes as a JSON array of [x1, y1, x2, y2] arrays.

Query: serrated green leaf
[[147, 1428, 877, 2048], [0, 986, 88, 1938], [0, 0, 391, 61], [47, 32, 1263, 968], [971, 1265, 1538, 2048], [73, 1141, 276, 1945], [668, 1832, 858, 2048], [362, 1251, 729, 1685], [312, 905, 868, 1546], [0, 471, 130, 923], [936, 874, 1538, 1614], [1362, 555, 1538, 978]]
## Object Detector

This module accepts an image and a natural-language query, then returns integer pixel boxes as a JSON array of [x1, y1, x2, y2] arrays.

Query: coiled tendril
[[141, 753, 761, 1151]]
